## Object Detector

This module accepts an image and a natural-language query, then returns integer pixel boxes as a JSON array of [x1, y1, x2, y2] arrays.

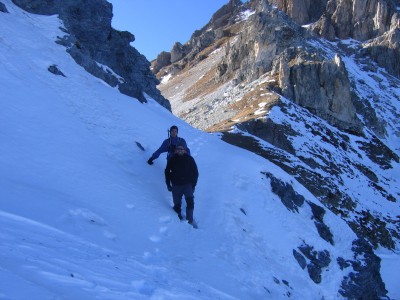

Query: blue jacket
[[151, 137, 190, 160]]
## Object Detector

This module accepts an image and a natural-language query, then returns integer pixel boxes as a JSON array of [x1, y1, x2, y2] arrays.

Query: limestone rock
[[268, 0, 328, 24], [278, 53, 360, 130], [152, 51, 171, 74], [170, 42, 187, 63], [217, 1, 360, 131], [363, 26, 400, 77], [270, 0, 400, 78]]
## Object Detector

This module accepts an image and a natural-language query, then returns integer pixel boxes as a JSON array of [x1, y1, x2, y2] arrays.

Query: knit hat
[[176, 141, 185, 149], [175, 142, 186, 153]]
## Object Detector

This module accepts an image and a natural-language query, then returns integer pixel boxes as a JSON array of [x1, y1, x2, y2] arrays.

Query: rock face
[[338, 238, 387, 299], [11, 0, 170, 109], [170, 42, 187, 64], [236, 0, 400, 78], [152, 51, 171, 74], [363, 25, 400, 77], [279, 54, 359, 129], [216, 1, 360, 131], [0, 1, 9, 12], [277, 0, 400, 78], [269, 0, 328, 24], [270, 0, 399, 41], [312, 0, 397, 41]]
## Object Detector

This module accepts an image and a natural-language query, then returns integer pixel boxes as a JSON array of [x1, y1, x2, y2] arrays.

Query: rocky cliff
[[11, 0, 170, 109], [272, 0, 400, 77], [155, 1, 399, 298]]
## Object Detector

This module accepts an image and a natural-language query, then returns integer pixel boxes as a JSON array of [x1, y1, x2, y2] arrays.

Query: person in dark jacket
[[165, 144, 198, 224], [147, 125, 190, 165]]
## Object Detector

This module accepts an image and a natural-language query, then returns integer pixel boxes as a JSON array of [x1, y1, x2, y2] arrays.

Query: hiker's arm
[[165, 160, 172, 190], [151, 139, 168, 160]]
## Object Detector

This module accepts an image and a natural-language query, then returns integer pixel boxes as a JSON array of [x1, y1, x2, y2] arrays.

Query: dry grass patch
[[207, 86, 280, 132], [183, 65, 222, 101]]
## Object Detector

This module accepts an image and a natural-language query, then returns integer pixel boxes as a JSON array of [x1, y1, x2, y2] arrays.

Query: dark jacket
[[151, 137, 190, 160], [165, 153, 198, 187]]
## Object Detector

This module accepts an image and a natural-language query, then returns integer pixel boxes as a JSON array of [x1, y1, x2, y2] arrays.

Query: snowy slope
[[0, 1, 399, 299]]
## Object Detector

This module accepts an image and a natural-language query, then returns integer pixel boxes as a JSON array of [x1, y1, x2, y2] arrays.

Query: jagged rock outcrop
[[216, 1, 306, 84], [313, 0, 397, 41], [363, 25, 400, 77], [0, 1, 8, 12], [271, 0, 400, 78], [277, 53, 360, 130], [11, 0, 170, 109], [268, 0, 328, 24], [266, 172, 305, 212], [152, 51, 171, 74], [269, 0, 398, 41], [314, 0, 400, 77], [296, 243, 331, 284], [338, 238, 387, 299], [209, 0, 244, 29], [265, 172, 386, 297], [170, 42, 187, 64], [216, 1, 361, 131]]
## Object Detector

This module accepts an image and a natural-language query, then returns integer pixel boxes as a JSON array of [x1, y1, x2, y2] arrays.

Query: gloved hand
[[147, 158, 154, 165], [167, 184, 172, 192]]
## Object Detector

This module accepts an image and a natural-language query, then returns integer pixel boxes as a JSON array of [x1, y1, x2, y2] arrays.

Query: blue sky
[[107, 0, 231, 61]]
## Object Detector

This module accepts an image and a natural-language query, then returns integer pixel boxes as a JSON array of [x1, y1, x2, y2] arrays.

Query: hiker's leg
[[183, 184, 195, 223], [185, 197, 194, 223], [171, 185, 184, 217]]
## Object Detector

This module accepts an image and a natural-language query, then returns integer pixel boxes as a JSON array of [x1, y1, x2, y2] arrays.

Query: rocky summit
[[155, 0, 399, 298]]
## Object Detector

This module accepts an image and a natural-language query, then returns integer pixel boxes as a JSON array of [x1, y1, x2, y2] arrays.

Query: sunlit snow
[[1, 1, 399, 299]]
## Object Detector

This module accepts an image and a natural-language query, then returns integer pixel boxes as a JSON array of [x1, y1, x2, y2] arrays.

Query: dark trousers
[[171, 183, 194, 222]]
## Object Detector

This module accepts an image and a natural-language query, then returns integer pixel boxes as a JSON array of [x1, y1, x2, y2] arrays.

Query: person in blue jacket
[[147, 125, 190, 165]]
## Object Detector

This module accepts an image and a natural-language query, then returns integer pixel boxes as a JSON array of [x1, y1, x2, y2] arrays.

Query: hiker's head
[[170, 125, 178, 137], [175, 144, 186, 155]]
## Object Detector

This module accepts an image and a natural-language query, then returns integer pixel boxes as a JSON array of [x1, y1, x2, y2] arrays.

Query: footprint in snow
[[149, 235, 161, 242], [159, 216, 171, 224]]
